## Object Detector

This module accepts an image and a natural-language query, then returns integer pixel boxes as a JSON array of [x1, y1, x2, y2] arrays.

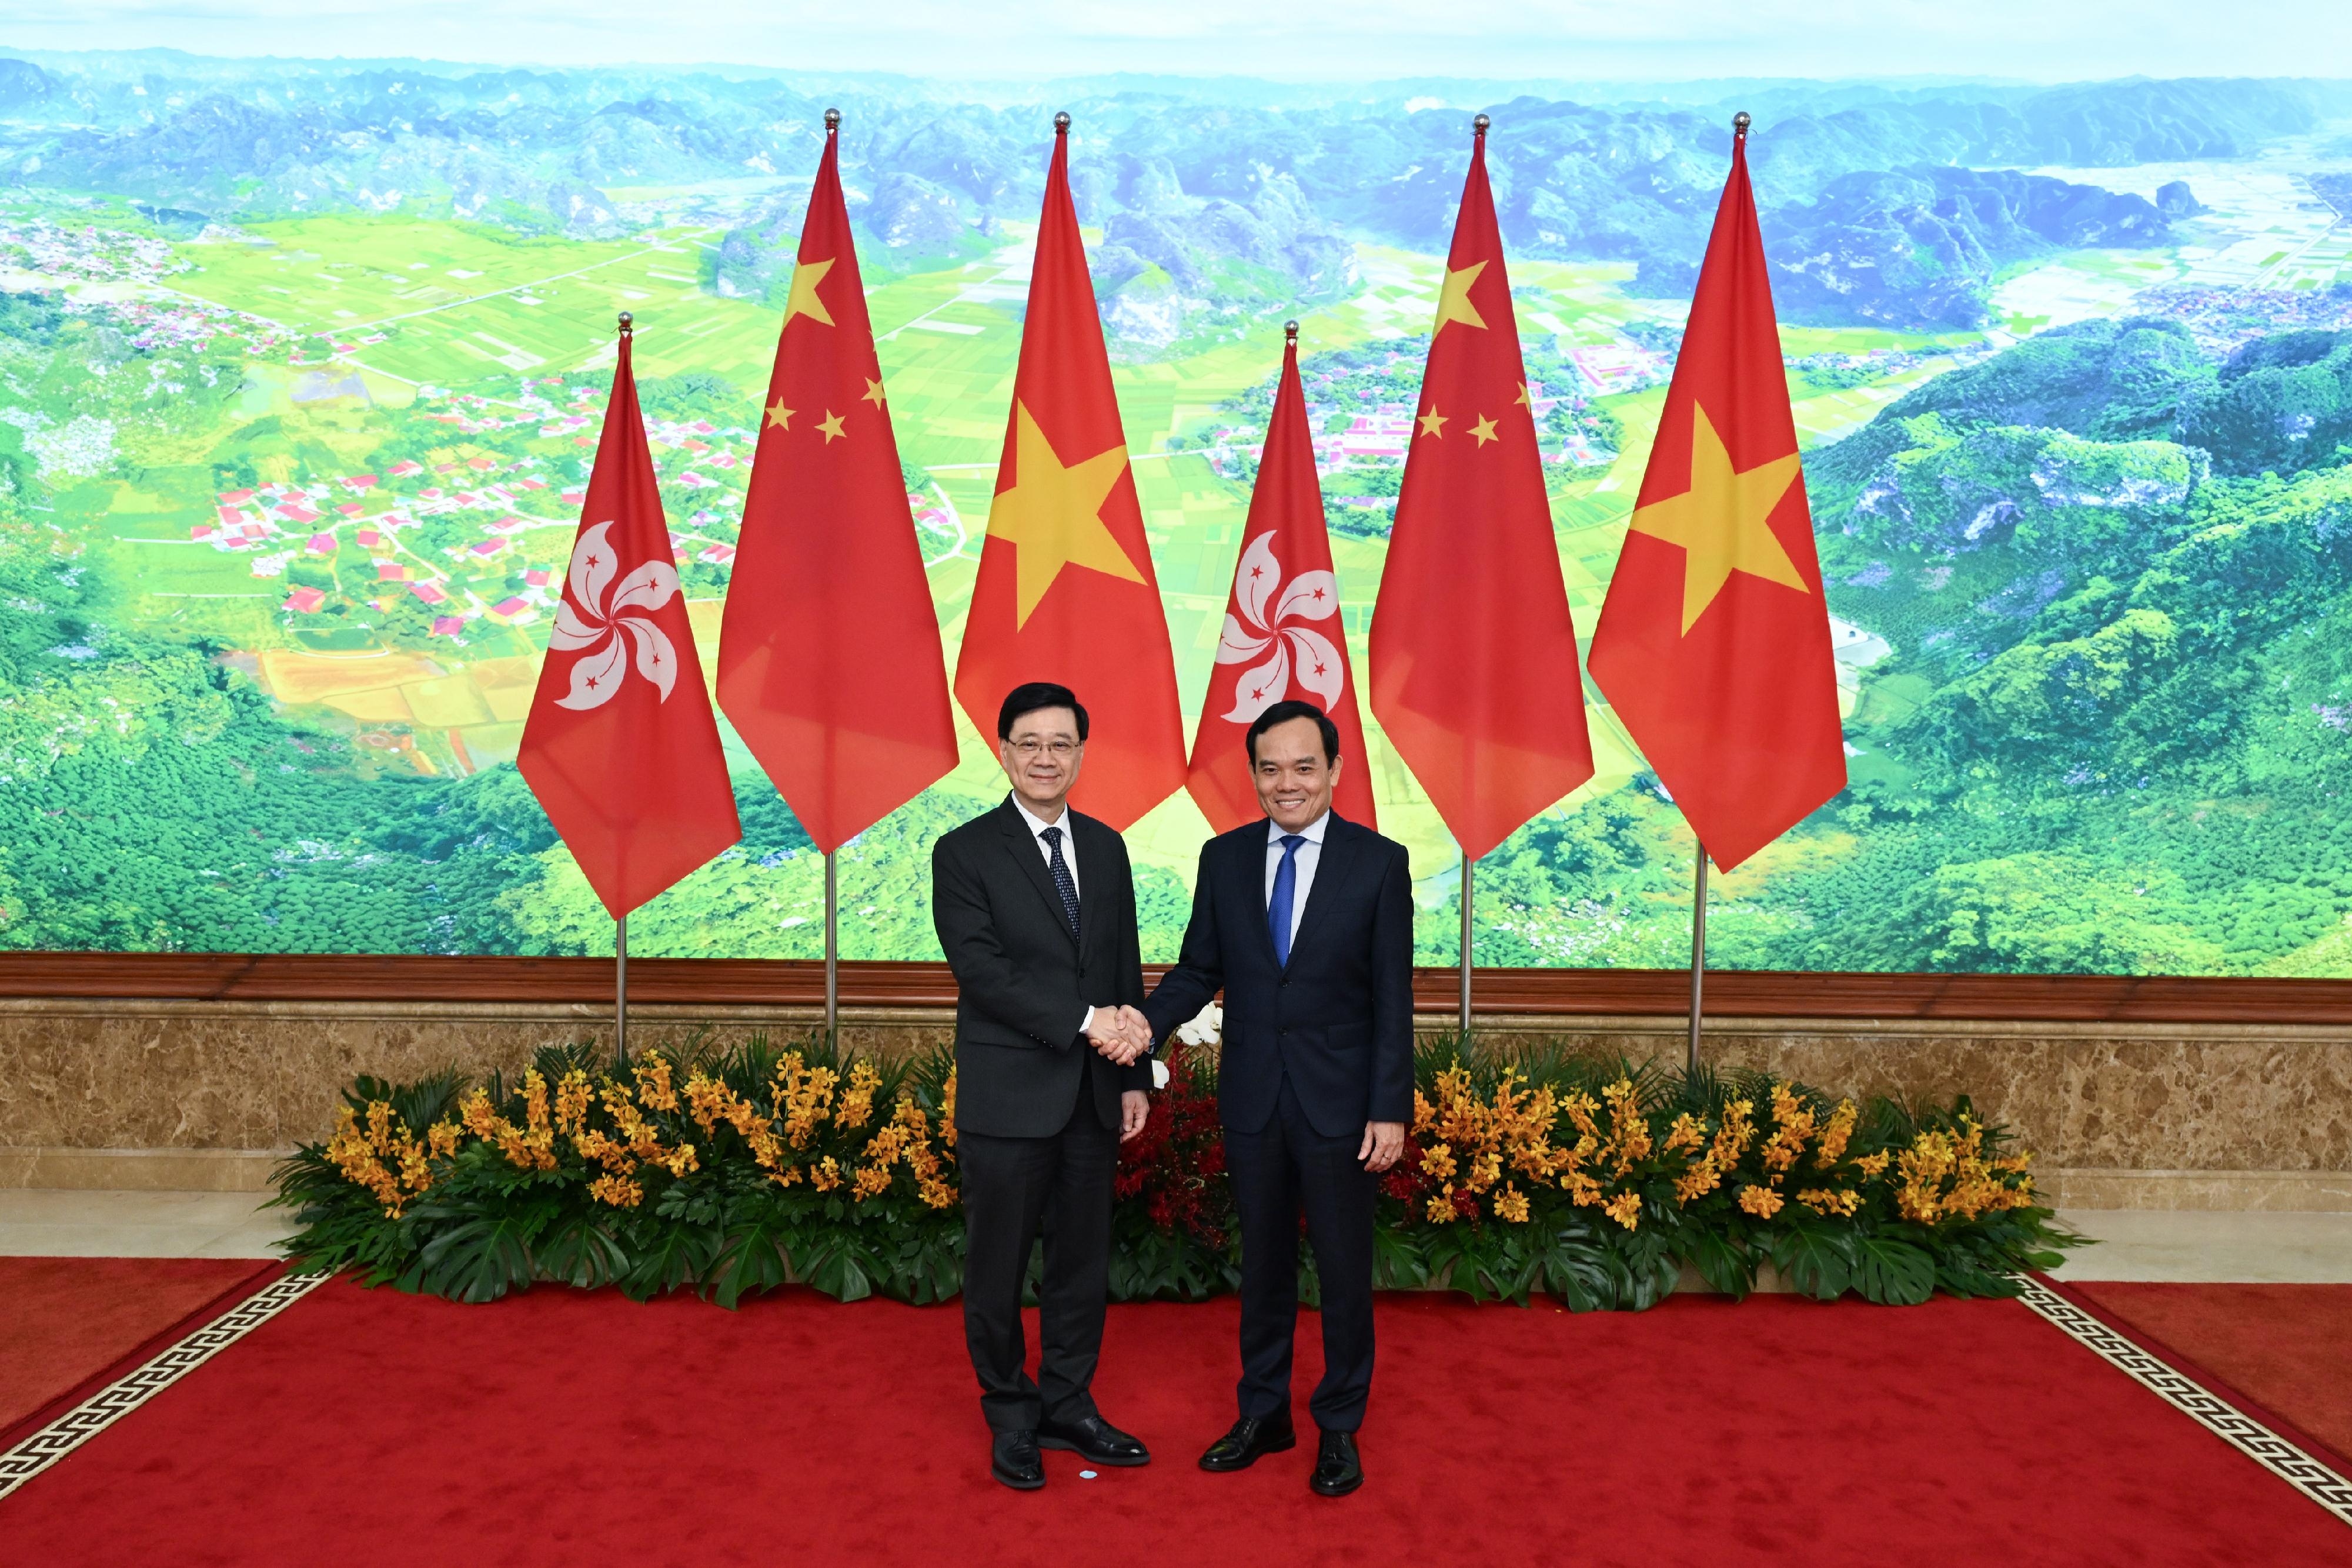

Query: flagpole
[[616, 912, 630, 1063], [1686, 847, 1707, 1074], [823, 849, 838, 1043], [1458, 855, 1474, 1036]]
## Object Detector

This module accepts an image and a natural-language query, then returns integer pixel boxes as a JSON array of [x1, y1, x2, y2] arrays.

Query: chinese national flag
[[718, 123, 957, 853], [952, 121, 1185, 830], [518, 326, 741, 917], [1368, 123, 1592, 863], [1188, 329, 1377, 833], [1586, 125, 1845, 871]]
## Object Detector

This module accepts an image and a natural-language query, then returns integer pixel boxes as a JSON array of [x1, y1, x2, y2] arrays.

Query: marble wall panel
[[3, 1003, 2346, 1198]]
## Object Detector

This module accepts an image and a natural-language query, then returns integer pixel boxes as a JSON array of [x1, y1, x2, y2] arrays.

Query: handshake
[[1084, 1004, 1155, 1066]]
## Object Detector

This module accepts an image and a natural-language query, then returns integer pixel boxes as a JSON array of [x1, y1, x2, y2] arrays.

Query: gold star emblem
[[783, 256, 836, 329], [765, 399, 794, 431], [1469, 414, 1499, 446], [862, 376, 887, 407], [1628, 402, 1807, 634], [984, 400, 1144, 627], [1515, 381, 1532, 409], [1416, 406, 1447, 439], [1432, 260, 1488, 335], [818, 410, 846, 443]]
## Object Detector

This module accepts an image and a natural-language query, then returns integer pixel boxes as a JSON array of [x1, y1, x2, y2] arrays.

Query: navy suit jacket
[[1142, 813, 1414, 1138]]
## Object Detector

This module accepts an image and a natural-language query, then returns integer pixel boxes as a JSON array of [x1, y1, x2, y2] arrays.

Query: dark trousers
[[1225, 1075, 1376, 1432], [957, 1058, 1118, 1433]]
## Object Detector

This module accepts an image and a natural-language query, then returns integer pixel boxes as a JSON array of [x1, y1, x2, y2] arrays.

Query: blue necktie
[[1269, 833, 1306, 967], [1041, 825, 1080, 935]]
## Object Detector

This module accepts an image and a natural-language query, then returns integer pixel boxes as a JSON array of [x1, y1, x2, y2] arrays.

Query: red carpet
[[0, 1257, 277, 1436], [2066, 1281, 2352, 1465], [3, 1282, 2346, 1564]]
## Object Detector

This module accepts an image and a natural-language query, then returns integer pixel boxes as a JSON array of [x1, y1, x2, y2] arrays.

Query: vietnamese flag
[[519, 320, 741, 916], [952, 116, 1184, 830], [1368, 118, 1592, 862], [1586, 119, 1845, 871], [719, 115, 957, 853], [1188, 325, 1376, 833]]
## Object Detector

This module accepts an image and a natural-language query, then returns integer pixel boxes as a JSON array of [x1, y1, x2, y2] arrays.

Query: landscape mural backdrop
[[0, 48, 2348, 975]]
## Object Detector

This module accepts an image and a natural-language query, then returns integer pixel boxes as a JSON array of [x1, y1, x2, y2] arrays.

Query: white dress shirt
[[1011, 795, 1095, 1037], [1011, 794, 1080, 900], [1264, 810, 1331, 950]]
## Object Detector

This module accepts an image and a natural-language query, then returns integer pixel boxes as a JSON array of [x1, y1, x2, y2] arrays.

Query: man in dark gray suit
[[931, 681, 1155, 1491]]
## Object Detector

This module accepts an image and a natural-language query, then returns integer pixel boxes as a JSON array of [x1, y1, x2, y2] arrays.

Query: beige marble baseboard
[[4, 998, 2347, 1183], [0, 1145, 288, 1192], [2038, 1168, 2352, 1211]]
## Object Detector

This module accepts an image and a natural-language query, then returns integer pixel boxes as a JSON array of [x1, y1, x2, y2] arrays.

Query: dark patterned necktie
[[1040, 824, 1080, 934]]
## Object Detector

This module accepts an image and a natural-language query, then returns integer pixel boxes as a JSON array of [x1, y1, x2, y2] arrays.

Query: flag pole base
[[823, 850, 838, 1047], [1458, 855, 1474, 1038], [616, 912, 630, 1064], [1686, 848, 1707, 1076]]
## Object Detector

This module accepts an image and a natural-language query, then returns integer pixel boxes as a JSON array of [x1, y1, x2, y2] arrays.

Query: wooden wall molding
[[3, 952, 2350, 1024]]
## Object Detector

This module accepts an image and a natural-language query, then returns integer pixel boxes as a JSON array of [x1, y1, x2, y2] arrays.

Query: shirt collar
[[1267, 811, 1332, 847], [1011, 794, 1071, 840]]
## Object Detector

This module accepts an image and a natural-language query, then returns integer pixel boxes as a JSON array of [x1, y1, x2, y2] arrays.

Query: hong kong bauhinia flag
[[517, 323, 741, 917], [1369, 119, 1592, 862], [1587, 120, 1845, 871], [952, 116, 1185, 830], [1188, 327, 1377, 834], [719, 116, 957, 852]]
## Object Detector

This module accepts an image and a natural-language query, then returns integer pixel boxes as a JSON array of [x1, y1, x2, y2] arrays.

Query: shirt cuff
[[1078, 1005, 1095, 1041]]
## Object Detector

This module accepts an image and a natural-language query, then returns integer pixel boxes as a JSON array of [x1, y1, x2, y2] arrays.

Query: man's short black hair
[[1246, 699, 1340, 765], [998, 682, 1089, 741]]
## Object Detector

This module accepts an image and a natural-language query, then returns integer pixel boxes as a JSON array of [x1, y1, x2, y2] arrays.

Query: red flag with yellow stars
[[1368, 116, 1592, 864], [951, 114, 1185, 830], [1186, 324, 1377, 834], [518, 319, 741, 917], [719, 113, 957, 854], [1587, 118, 1845, 871]]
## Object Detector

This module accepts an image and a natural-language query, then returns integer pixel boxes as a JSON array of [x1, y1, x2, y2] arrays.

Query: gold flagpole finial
[[617, 310, 633, 338], [1284, 319, 1299, 346], [1733, 111, 1752, 136], [1054, 111, 1071, 135], [824, 107, 841, 133], [1473, 113, 1491, 139]]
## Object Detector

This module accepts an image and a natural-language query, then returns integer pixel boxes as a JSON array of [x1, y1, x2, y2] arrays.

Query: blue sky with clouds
[[3, 1, 2348, 82]]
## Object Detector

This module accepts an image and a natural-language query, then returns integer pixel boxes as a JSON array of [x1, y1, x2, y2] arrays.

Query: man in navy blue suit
[[1130, 697, 1414, 1497]]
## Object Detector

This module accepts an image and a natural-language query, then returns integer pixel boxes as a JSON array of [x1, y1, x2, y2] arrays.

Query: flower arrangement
[[276, 1032, 2073, 1311], [283, 1035, 961, 1306]]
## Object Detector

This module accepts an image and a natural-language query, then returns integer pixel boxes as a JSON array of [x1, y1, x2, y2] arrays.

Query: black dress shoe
[[1309, 1429, 1362, 1497], [1037, 1412, 1151, 1466], [991, 1429, 1045, 1490], [1198, 1413, 1297, 1472]]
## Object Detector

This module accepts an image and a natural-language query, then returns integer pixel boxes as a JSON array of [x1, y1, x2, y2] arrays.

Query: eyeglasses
[[1008, 739, 1080, 758]]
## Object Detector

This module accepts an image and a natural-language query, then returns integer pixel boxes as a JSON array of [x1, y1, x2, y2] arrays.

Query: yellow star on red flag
[[1626, 402, 1805, 634], [1432, 260, 1488, 334], [782, 257, 836, 329], [985, 400, 1142, 626]]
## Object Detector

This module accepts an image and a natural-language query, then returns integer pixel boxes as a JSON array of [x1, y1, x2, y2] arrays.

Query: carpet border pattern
[[3, 1274, 2347, 1524], [2018, 1276, 2352, 1527], [0, 1272, 326, 1502]]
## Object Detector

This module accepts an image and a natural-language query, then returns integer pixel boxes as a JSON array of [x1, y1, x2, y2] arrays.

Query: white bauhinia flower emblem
[[547, 520, 682, 710], [1215, 530, 1344, 723]]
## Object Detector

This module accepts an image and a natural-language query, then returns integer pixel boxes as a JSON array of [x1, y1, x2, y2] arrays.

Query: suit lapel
[[995, 799, 1079, 951], [1073, 813, 1106, 964], [1282, 815, 1357, 970], [1238, 824, 1283, 970]]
